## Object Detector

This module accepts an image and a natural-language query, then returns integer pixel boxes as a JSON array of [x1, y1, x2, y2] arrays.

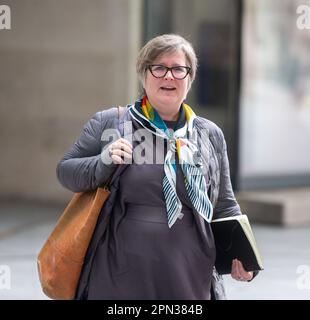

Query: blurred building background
[[0, 0, 309, 299]]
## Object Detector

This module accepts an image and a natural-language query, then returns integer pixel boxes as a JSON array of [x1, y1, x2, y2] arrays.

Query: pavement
[[0, 200, 310, 300]]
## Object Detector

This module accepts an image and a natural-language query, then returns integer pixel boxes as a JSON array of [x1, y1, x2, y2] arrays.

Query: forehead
[[153, 50, 186, 65]]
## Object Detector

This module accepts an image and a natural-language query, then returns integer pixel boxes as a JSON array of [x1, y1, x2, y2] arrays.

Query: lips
[[160, 86, 176, 91]]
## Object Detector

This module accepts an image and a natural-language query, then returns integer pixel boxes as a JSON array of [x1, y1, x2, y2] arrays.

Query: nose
[[164, 69, 174, 80]]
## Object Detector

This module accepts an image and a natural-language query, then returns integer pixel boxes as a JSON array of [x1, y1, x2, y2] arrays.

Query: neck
[[158, 110, 179, 121], [145, 96, 181, 121]]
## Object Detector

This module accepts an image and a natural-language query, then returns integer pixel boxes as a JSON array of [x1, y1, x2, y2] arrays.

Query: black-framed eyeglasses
[[147, 64, 191, 80]]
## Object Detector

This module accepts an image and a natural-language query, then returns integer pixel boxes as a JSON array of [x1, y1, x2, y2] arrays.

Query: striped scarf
[[129, 96, 213, 228]]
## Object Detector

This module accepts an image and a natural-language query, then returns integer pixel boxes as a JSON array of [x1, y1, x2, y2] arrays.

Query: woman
[[57, 34, 254, 300]]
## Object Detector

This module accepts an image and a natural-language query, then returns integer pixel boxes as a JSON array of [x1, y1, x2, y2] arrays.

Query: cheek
[[144, 75, 158, 93], [180, 80, 189, 95]]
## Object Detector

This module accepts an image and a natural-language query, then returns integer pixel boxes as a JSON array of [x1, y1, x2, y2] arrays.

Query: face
[[144, 50, 190, 119]]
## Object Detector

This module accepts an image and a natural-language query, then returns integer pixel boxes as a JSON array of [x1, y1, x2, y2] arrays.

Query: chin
[[158, 94, 180, 106]]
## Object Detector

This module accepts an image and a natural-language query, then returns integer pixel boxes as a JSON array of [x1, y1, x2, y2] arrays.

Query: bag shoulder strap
[[103, 105, 127, 189], [117, 105, 127, 119]]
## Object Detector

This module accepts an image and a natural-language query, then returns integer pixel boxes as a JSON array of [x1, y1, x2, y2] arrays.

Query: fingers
[[114, 138, 133, 150], [109, 138, 133, 164], [112, 138, 133, 154], [236, 260, 253, 281], [231, 259, 240, 281], [231, 259, 253, 281], [111, 154, 125, 164]]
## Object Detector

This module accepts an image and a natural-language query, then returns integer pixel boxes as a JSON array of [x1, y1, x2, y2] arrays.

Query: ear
[[186, 80, 192, 93], [185, 80, 191, 94]]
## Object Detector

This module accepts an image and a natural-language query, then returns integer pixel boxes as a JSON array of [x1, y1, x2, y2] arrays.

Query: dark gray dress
[[86, 120, 216, 300]]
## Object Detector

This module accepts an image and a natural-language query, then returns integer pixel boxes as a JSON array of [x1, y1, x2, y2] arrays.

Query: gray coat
[[56, 105, 242, 299]]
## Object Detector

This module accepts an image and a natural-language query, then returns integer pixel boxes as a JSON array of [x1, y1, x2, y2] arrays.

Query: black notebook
[[211, 214, 264, 275]]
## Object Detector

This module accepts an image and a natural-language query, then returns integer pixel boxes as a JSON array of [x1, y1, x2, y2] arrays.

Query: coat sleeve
[[212, 128, 242, 219], [56, 109, 118, 192], [212, 128, 260, 281]]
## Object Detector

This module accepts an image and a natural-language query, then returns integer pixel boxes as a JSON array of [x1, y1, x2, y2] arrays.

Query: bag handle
[[102, 106, 127, 189]]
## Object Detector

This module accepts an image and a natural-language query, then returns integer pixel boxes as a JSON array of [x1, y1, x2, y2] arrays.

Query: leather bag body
[[37, 106, 126, 300], [37, 187, 110, 300]]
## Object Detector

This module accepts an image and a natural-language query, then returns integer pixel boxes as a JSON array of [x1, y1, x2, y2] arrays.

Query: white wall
[[239, 0, 310, 182], [0, 0, 142, 203]]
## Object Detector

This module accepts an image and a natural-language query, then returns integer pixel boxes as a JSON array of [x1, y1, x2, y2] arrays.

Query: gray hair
[[136, 34, 198, 92]]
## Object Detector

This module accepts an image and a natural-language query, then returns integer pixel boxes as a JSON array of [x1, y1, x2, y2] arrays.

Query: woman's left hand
[[231, 259, 253, 281]]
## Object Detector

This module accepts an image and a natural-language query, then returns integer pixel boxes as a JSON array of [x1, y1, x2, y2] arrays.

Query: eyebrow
[[153, 63, 187, 67]]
